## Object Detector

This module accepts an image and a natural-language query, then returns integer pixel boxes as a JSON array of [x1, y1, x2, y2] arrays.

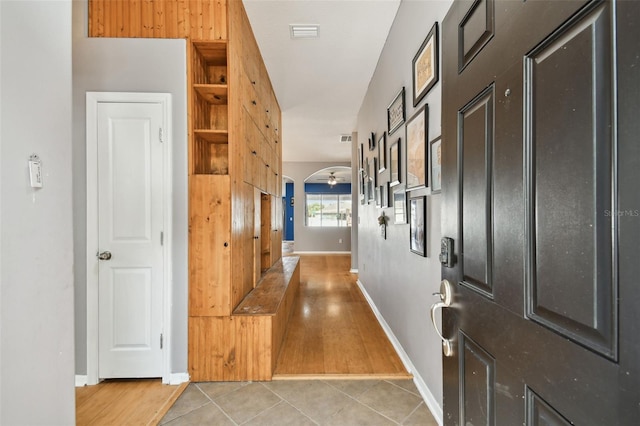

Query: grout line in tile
[[260, 383, 320, 425], [400, 400, 425, 425], [383, 379, 422, 398], [160, 385, 212, 426], [320, 380, 403, 425], [238, 399, 285, 425], [194, 383, 240, 426]]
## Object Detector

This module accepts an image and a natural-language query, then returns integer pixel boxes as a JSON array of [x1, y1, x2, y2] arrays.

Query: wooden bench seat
[[189, 256, 300, 381], [234, 256, 300, 316]]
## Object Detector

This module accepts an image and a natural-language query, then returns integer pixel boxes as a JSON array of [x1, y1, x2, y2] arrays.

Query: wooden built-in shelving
[[193, 129, 228, 143], [89, 0, 285, 383], [194, 84, 228, 104]]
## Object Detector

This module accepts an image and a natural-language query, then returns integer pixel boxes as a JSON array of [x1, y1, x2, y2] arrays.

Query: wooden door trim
[[85, 92, 173, 385]]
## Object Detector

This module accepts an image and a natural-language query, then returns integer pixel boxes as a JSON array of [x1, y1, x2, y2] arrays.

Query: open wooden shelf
[[194, 129, 228, 143], [193, 40, 227, 65], [194, 84, 228, 105]]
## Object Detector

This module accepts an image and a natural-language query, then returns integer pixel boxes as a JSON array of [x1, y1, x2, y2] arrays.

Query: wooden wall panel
[[189, 175, 232, 316], [88, 0, 228, 40], [188, 316, 272, 381]]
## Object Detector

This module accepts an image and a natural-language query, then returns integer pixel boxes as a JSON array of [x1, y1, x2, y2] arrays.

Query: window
[[306, 193, 352, 227]]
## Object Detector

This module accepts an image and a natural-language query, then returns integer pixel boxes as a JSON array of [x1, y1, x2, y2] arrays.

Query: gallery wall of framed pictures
[[357, 18, 441, 254]]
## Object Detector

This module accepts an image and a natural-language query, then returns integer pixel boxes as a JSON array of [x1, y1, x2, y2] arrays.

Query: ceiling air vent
[[290, 24, 320, 39], [339, 134, 352, 144]]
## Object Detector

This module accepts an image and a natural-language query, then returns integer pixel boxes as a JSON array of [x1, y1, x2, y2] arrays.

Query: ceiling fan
[[328, 172, 338, 186]]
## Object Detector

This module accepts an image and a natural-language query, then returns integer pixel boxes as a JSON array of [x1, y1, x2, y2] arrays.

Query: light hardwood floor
[[76, 379, 187, 426], [273, 254, 411, 379]]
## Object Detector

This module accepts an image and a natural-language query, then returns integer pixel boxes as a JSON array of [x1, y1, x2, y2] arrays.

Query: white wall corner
[[357, 279, 444, 426], [75, 375, 88, 387], [169, 373, 190, 385]]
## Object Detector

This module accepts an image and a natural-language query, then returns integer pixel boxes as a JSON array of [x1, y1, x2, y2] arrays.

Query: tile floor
[[160, 379, 438, 425]]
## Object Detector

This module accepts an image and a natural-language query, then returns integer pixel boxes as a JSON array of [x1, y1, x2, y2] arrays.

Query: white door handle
[[430, 279, 454, 357]]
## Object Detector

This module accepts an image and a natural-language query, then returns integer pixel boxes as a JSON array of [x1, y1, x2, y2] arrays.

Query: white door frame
[[86, 92, 173, 385]]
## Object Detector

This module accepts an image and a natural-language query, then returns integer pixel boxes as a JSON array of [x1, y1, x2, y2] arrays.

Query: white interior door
[[96, 101, 164, 378]]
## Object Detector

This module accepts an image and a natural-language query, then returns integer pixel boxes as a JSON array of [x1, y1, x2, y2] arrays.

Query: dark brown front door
[[440, 0, 639, 424]]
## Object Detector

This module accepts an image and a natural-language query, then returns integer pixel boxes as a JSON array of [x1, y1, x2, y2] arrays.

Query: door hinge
[[160, 231, 164, 246], [159, 128, 164, 143], [160, 333, 163, 349]]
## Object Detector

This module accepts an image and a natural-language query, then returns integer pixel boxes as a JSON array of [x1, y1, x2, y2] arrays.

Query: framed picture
[[386, 182, 393, 208], [358, 143, 364, 172], [372, 157, 378, 187], [409, 196, 426, 256], [389, 138, 401, 186], [430, 136, 442, 193], [375, 186, 381, 207], [406, 105, 428, 189], [412, 22, 439, 107], [387, 87, 405, 135], [365, 157, 372, 203], [369, 132, 376, 151], [379, 184, 388, 208], [367, 178, 374, 203], [393, 185, 407, 224], [378, 132, 387, 173]]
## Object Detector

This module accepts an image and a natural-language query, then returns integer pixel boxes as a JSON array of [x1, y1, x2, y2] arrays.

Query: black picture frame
[[430, 136, 442, 194], [393, 185, 407, 224], [412, 22, 439, 107], [406, 104, 428, 189], [387, 87, 405, 135], [389, 138, 401, 187], [378, 132, 387, 173], [369, 132, 376, 151], [409, 195, 426, 256], [372, 157, 378, 188]]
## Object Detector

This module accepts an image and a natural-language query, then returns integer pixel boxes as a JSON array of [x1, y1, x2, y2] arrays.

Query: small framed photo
[[406, 105, 428, 189], [430, 136, 442, 193], [386, 182, 393, 208], [379, 184, 389, 208], [412, 22, 439, 107], [378, 132, 387, 173], [375, 186, 381, 207], [369, 132, 376, 151], [393, 185, 407, 224], [358, 143, 364, 172], [387, 87, 406, 135], [409, 195, 427, 256], [389, 138, 401, 187], [372, 157, 378, 187]]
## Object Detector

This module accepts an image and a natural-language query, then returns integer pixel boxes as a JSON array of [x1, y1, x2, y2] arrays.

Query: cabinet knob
[[224, 242, 229, 247]]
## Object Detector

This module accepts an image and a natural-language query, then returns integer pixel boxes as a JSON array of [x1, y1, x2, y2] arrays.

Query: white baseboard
[[356, 279, 444, 426], [349, 268, 358, 274], [169, 372, 190, 385], [77, 373, 188, 386], [293, 251, 351, 255], [75, 375, 88, 387]]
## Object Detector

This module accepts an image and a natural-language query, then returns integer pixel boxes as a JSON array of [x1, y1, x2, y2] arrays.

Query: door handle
[[97, 251, 112, 261], [430, 279, 454, 357]]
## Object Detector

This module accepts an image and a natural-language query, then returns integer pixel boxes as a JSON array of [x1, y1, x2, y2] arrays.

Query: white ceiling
[[243, 0, 401, 163]]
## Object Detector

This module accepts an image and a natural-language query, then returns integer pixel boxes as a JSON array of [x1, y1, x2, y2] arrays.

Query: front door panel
[[441, 0, 639, 424]]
